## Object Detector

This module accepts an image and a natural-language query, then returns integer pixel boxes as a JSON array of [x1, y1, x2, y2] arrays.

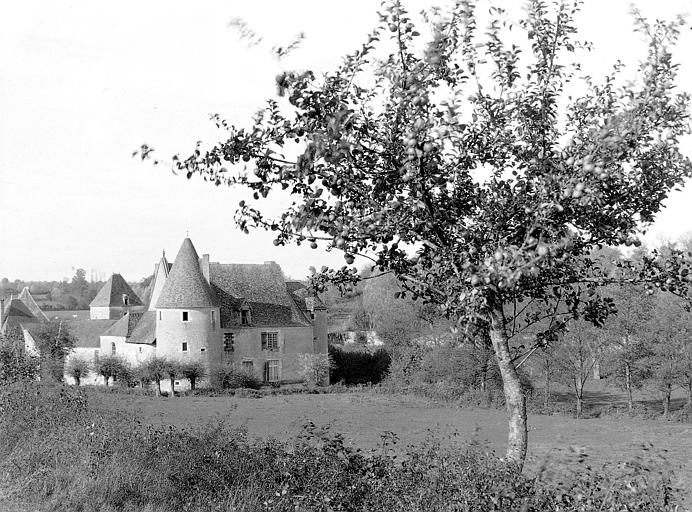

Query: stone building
[[64, 237, 328, 388]]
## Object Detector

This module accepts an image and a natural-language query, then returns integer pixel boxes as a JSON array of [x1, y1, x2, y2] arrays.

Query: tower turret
[[154, 238, 220, 364]]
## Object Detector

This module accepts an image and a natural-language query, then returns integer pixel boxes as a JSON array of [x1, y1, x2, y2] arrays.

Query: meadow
[[1, 383, 689, 511], [98, 390, 692, 492]]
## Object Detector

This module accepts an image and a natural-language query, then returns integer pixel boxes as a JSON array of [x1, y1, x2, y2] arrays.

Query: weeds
[[0, 381, 683, 511]]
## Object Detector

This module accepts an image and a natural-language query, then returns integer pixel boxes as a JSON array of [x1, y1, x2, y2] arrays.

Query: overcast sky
[[1, 0, 691, 283]]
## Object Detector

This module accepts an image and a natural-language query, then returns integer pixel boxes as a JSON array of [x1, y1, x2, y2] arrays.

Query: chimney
[[201, 254, 210, 284]]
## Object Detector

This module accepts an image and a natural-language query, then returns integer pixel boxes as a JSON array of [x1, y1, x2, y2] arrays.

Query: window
[[242, 360, 254, 371], [122, 294, 129, 306], [182, 311, 189, 322], [159, 311, 161, 321], [261, 332, 278, 351], [94, 349, 99, 363], [111, 342, 116, 356], [200, 347, 206, 353], [139, 347, 142, 353], [223, 332, 235, 352], [182, 342, 188, 352], [265, 360, 280, 383], [211, 310, 216, 329], [241, 308, 251, 325]]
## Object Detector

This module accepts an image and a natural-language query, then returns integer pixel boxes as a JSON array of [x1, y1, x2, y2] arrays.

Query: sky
[[1, 0, 691, 283]]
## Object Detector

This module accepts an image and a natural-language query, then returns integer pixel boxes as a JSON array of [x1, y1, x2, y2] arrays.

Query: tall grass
[[0, 382, 682, 511]]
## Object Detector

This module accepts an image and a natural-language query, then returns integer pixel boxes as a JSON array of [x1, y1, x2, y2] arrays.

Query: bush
[[0, 329, 38, 383], [0, 381, 683, 512], [329, 344, 391, 385], [296, 353, 334, 387], [213, 363, 261, 390]]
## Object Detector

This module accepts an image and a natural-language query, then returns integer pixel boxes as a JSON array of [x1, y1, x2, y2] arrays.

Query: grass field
[[96, 391, 692, 499]]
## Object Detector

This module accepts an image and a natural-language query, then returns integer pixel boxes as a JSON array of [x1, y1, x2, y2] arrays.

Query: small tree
[[180, 360, 207, 391], [143, 356, 168, 396], [66, 356, 91, 386], [601, 284, 656, 414], [164, 360, 181, 397], [645, 293, 689, 418], [297, 353, 334, 387], [95, 355, 129, 387], [552, 320, 603, 418]]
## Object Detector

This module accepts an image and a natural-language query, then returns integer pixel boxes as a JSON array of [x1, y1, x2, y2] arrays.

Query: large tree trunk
[[687, 381, 692, 408], [488, 303, 527, 471], [625, 362, 633, 415], [169, 377, 176, 397], [155, 379, 161, 397], [190, 377, 197, 391]]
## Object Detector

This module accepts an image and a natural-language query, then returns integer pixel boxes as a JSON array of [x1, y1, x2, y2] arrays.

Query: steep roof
[[102, 311, 144, 337], [18, 287, 49, 322], [210, 262, 310, 328], [127, 311, 156, 345], [90, 274, 144, 308], [64, 319, 117, 348], [155, 238, 216, 309]]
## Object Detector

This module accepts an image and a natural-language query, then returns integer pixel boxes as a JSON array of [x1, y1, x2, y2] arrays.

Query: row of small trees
[[538, 286, 692, 418], [66, 356, 206, 396]]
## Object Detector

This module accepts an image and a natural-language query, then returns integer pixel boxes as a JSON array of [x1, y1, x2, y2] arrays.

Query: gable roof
[[155, 238, 216, 309], [18, 287, 49, 322], [65, 318, 117, 348], [210, 262, 310, 328], [90, 274, 144, 308]]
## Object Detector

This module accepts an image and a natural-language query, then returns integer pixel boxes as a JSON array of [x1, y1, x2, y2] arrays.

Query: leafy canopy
[[140, 0, 692, 335]]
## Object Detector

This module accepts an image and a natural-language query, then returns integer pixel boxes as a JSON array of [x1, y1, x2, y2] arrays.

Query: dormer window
[[241, 307, 251, 326], [122, 294, 129, 306]]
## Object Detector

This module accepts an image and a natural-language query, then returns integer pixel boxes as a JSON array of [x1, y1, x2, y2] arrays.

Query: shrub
[[296, 353, 334, 387], [65, 356, 91, 386], [0, 329, 38, 383], [329, 344, 391, 385], [213, 363, 261, 390]]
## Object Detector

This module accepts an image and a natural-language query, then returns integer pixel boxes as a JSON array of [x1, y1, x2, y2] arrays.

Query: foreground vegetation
[[0, 382, 685, 512]]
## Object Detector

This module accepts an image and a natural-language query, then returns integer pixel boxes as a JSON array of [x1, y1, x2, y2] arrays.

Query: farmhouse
[[64, 237, 327, 389]]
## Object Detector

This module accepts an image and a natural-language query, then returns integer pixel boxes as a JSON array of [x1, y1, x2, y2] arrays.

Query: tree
[[143, 356, 168, 396], [71, 268, 89, 300], [601, 284, 656, 414], [33, 321, 76, 382], [296, 353, 334, 387], [163, 360, 181, 397], [552, 320, 602, 417], [66, 357, 91, 386], [142, 1, 692, 469], [180, 360, 206, 391], [645, 293, 689, 418], [95, 355, 129, 386]]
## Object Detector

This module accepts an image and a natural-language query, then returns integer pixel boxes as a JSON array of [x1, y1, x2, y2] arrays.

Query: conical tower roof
[[18, 287, 49, 322], [90, 274, 143, 307], [155, 238, 216, 309]]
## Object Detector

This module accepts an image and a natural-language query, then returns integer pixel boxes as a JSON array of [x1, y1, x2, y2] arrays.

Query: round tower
[[154, 238, 220, 369]]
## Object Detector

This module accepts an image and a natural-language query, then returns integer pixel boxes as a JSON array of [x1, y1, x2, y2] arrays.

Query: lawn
[[96, 391, 692, 498]]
